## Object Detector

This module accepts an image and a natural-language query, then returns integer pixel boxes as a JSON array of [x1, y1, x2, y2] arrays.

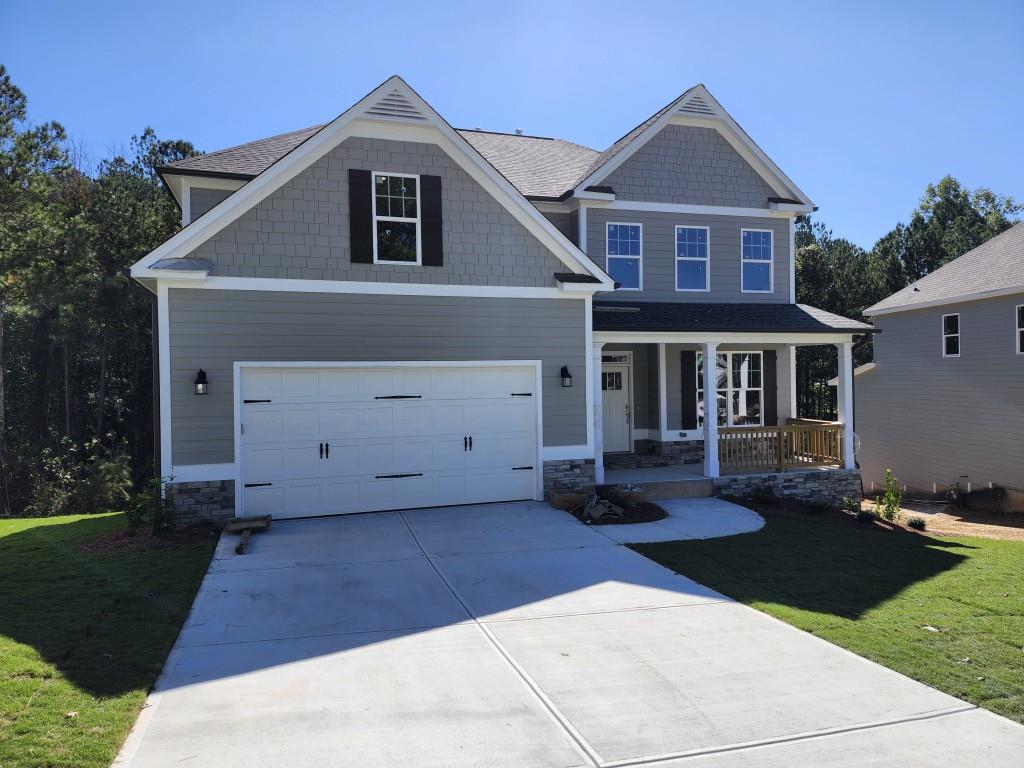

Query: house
[[129, 76, 872, 522], [858, 223, 1024, 505]]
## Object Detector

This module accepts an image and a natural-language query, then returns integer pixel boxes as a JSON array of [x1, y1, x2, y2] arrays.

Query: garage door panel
[[240, 365, 540, 517]]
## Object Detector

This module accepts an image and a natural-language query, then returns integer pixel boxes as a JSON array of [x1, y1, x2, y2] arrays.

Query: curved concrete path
[[594, 497, 764, 544], [117, 499, 1024, 768]]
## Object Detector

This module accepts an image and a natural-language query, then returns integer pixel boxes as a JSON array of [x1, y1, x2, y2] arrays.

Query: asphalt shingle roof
[[865, 223, 1024, 314], [162, 124, 327, 177], [593, 301, 875, 333]]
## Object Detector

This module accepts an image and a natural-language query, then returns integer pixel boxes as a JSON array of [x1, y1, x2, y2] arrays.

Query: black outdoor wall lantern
[[194, 369, 209, 396], [560, 366, 572, 388]]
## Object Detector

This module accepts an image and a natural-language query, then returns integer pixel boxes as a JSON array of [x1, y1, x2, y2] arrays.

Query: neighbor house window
[[373, 173, 420, 263], [1017, 305, 1023, 354], [606, 223, 642, 290], [675, 226, 709, 291], [942, 313, 960, 357], [697, 351, 763, 427], [741, 229, 773, 293]]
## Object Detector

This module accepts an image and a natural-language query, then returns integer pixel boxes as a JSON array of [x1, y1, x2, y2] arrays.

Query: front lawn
[[634, 513, 1024, 724], [0, 514, 215, 768]]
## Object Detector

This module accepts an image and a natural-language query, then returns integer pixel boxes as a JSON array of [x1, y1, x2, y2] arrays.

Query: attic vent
[[364, 88, 428, 121], [677, 94, 716, 116]]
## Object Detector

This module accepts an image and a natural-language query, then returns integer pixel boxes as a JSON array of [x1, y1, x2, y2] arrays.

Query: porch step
[[600, 477, 714, 501]]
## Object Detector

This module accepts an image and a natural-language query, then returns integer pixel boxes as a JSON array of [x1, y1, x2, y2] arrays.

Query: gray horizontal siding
[[168, 289, 588, 465], [189, 188, 233, 222], [185, 137, 565, 287], [857, 295, 1024, 493], [587, 208, 790, 303], [603, 124, 775, 208]]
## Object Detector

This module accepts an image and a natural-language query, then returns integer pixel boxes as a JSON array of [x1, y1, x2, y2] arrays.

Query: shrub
[[126, 477, 177, 535], [907, 516, 927, 531], [879, 468, 902, 523], [840, 496, 862, 514], [749, 485, 779, 506], [856, 509, 877, 523], [22, 439, 132, 517]]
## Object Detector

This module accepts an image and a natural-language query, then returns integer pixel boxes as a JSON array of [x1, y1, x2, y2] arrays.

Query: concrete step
[[601, 477, 714, 501]]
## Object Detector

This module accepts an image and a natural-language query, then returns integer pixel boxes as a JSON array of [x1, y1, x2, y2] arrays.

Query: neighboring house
[[130, 76, 872, 521], [858, 223, 1024, 502]]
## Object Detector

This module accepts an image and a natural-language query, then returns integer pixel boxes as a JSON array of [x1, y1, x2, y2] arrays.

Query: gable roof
[[865, 223, 1024, 315], [133, 76, 614, 288], [157, 84, 811, 207]]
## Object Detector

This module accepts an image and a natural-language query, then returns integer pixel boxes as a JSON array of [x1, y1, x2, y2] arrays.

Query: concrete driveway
[[117, 500, 1024, 767]]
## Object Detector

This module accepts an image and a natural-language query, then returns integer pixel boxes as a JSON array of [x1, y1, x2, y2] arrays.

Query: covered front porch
[[591, 329, 860, 487]]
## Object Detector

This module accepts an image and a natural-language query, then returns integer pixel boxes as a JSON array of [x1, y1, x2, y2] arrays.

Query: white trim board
[[599, 199, 798, 218], [131, 76, 613, 289], [595, 331, 858, 345]]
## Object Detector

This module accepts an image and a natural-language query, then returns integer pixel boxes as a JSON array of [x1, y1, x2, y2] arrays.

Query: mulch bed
[[80, 522, 219, 553], [569, 499, 666, 525]]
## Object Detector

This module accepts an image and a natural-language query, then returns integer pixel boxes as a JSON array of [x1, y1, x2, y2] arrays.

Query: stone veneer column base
[[713, 469, 862, 505], [542, 459, 596, 499], [170, 480, 236, 526]]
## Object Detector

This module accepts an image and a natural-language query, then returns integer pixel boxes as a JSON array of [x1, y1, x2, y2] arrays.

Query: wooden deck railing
[[718, 422, 844, 473]]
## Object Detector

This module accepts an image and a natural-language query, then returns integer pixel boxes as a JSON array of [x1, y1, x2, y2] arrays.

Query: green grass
[[0, 514, 215, 768], [634, 515, 1024, 724]]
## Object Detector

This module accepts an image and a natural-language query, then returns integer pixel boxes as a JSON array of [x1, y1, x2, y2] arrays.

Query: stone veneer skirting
[[628, 439, 705, 466], [543, 459, 596, 498], [713, 469, 862, 505], [170, 480, 236, 525]]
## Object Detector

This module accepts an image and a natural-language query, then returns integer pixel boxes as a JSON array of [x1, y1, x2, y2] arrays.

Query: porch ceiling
[[593, 301, 875, 334]]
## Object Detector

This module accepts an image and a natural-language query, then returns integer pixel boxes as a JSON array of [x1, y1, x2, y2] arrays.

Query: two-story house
[[857, 223, 1024, 506], [130, 76, 872, 521]]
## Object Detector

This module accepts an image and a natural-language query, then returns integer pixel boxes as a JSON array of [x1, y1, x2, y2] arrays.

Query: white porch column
[[702, 342, 720, 478], [836, 341, 856, 470], [592, 342, 605, 484], [657, 343, 668, 439]]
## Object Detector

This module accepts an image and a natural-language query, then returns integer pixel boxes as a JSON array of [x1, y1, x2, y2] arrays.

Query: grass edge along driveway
[[0, 513, 214, 768], [634, 513, 1024, 725]]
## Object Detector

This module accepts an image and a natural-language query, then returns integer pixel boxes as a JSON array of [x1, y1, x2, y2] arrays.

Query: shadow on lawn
[[634, 514, 974, 620], [0, 514, 213, 698]]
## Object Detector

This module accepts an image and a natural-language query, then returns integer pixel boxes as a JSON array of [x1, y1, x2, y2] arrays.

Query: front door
[[601, 364, 631, 453]]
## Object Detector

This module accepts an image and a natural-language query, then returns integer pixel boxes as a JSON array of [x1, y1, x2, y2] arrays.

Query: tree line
[[0, 65, 1020, 516]]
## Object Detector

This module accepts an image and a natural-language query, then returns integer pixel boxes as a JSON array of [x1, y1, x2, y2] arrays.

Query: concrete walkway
[[116, 500, 1024, 768]]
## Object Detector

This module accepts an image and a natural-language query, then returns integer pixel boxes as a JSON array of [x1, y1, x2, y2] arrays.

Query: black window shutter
[[680, 351, 698, 430], [348, 169, 373, 264], [763, 350, 778, 426], [420, 174, 443, 267]]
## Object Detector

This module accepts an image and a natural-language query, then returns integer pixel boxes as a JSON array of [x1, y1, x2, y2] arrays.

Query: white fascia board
[[132, 76, 614, 290], [866, 284, 1024, 316], [147, 269, 209, 282], [175, 175, 248, 192], [556, 280, 604, 293], [574, 190, 615, 202], [532, 200, 573, 214], [594, 331, 857, 345], [603, 199, 795, 219], [573, 85, 813, 207], [161, 275, 591, 300], [770, 201, 814, 213]]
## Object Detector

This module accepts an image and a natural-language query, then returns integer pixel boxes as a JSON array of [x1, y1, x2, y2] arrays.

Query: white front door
[[239, 365, 539, 518], [601, 364, 631, 453]]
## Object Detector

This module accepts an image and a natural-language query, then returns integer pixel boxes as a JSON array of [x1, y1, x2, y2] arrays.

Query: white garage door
[[239, 365, 539, 518]]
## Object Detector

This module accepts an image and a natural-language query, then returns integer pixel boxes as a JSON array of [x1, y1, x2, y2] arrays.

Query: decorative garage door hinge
[[510, 392, 532, 397], [243, 399, 272, 403], [244, 482, 273, 488], [374, 395, 422, 400], [512, 466, 534, 471], [374, 473, 424, 479]]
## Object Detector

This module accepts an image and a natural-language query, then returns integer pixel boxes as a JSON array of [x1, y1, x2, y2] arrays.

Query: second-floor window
[[942, 313, 960, 357], [1017, 305, 1023, 354], [373, 173, 420, 264], [675, 226, 709, 291], [606, 223, 642, 290], [741, 229, 773, 293]]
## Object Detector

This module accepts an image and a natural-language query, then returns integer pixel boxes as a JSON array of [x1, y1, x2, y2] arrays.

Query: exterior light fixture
[[194, 369, 209, 396], [560, 366, 572, 388]]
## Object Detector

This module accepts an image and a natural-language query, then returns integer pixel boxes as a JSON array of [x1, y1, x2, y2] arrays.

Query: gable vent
[[677, 94, 716, 116], [364, 88, 428, 121]]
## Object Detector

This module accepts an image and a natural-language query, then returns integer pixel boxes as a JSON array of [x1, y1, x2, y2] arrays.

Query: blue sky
[[6, 0, 1022, 247]]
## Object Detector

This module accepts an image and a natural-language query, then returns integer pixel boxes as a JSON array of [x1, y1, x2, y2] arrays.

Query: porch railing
[[718, 421, 844, 473]]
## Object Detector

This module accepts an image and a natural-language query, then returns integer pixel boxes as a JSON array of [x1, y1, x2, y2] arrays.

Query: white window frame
[[674, 225, 710, 292], [696, 350, 764, 428], [605, 222, 643, 291], [1017, 305, 1023, 355], [371, 171, 422, 265], [740, 228, 774, 294], [942, 313, 960, 358]]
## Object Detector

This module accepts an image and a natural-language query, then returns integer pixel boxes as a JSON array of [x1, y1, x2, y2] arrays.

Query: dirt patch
[[80, 523, 219, 553], [863, 499, 1024, 541]]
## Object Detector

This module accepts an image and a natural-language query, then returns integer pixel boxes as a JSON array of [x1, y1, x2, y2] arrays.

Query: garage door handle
[[319, 442, 323, 459], [325, 442, 329, 459], [469, 436, 473, 451], [463, 436, 468, 451], [375, 473, 424, 479]]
